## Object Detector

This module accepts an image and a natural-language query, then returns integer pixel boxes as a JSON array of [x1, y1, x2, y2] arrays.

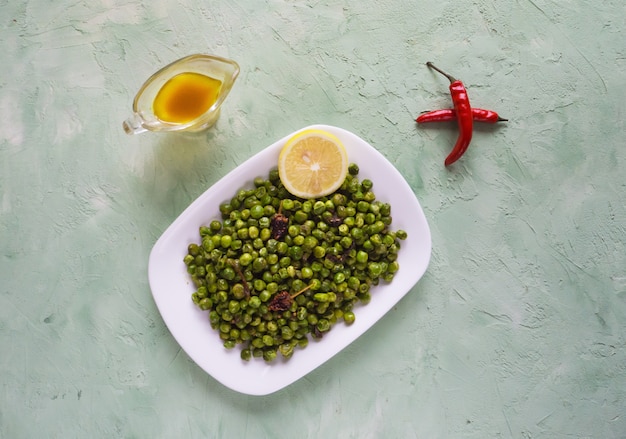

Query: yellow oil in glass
[[153, 72, 223, 124]]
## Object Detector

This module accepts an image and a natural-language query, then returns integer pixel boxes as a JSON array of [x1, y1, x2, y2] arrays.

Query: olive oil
[[153, 72, 222, 124]]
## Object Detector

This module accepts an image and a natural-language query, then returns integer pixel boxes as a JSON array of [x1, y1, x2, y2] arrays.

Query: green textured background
[[1, 0, 625, 437]]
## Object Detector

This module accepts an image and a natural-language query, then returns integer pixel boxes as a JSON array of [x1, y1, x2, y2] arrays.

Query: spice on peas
[[419, 62, 506, 166], [268, 284, 313, 312], [270, 200, 289, 239]]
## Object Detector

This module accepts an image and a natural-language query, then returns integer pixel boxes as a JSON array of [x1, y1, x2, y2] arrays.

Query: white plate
[[148, 124, 431, 396]]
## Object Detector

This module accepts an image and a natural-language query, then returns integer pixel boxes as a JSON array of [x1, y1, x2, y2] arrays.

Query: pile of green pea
[[183, 163, 407, 362]]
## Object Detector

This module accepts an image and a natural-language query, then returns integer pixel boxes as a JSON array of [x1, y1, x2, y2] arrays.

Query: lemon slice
[[278, 129, 349, 199]]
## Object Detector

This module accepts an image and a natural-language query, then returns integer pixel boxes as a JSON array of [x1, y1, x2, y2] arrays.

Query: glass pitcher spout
[[123, 113, 148, 135]]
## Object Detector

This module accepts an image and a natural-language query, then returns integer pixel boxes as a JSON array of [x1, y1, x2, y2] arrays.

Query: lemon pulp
[[278, 129, 349, 199]]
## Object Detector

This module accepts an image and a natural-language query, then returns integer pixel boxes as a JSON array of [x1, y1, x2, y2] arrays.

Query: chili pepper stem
[[291, 284, 313, 299], [426, 61, 457, 83], [228, 259, 250, 297]]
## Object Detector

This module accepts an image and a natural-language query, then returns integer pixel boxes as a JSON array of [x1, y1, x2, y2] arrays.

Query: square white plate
[[148, 124, 431, 395]]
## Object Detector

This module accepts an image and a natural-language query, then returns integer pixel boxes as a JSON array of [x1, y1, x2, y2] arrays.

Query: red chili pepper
[[416, 108, 507, 124], [426, 62, 473, 166]]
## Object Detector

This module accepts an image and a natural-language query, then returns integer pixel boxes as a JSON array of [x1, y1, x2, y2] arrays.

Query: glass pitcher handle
[[122, 113, 148, 135]]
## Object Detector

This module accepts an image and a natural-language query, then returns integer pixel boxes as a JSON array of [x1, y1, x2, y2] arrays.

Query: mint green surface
[[1, 0, 625, 437]]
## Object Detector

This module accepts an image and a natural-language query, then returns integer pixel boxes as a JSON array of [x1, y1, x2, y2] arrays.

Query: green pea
[[296, 307, 308, 320], [255, 186, 267, 198], [287, 265, 297, 278], [220, 235, 232, 249], [336, 205, 347, 218], [262, 335, 274, 347], [338, 224, 350, 236], [369, 202, 381, 216], [279, 342, 296, 358], [188, 243, 200, 256], [289, 246, 303, 261], [311, 261, 323, 272], [239, 253, 253, 267], [372, 221, 386, 234], [276, 241, 289, 255], [314, 293, 329, 302], [250, 204, 264, 219], [249, 296, 261, 308], [266, 321, 278, 333], [228, 300, 241, 314], [294, 210, 308, 224], [237, 227, 249, 240], [195, 286, 207, 299], [240, 329, 251, 341], [248, 226, 259, 239], [301, 266, 313, 279], [312, 200, 326, 215], [388, 261, 400, 274], [288, 225, 299, 237], [266, 282, 279, 294], [229, 197, 241, 210], [356, 250, 368, 264], [340, 236, 353, 249], [219, 202, 233, 216], [306, 278, 320, 291], [301, 236, 317, 251], [382, 272, 395, 282], [220, 266, 234, 281], [231, 283, 246, 299], [343, 310, 355, 324], [252, 279, 265, 292], [263, 349, 277, 362], [317, 221, 329, 232], [329, 193, 344, 206], [252, 257, 267, 272], [198, 297, 213, 310], [312, 246, 326, 259], [333, 272, 346, 284], [281, 198, 294, 210], [316, 319, 331, 332]]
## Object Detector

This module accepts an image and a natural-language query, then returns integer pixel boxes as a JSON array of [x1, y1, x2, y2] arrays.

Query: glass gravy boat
[[123, 54, 240, 135]]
